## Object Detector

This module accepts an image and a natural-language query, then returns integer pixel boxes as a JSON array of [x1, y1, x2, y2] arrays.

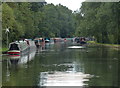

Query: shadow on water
[[2, 42, 120, 87]]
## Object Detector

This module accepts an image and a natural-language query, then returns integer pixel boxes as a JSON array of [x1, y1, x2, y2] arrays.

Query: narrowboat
[[9, 48, 36, 64], [75, 37, 80, 43], [44, 38, 50, 43], [26, 39, 36, 47], [7, 40, 29, 55], [75, 37, 87, 45], [80, 37, 87, 45], [34, 38, 44, 47], [54, 38, 62, 42]]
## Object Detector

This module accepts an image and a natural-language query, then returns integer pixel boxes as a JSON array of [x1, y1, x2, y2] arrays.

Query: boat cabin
[[9, 43, 20, 50]]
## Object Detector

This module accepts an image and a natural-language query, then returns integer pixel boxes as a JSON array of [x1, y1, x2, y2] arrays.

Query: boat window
[[9, 43, 19, 50]]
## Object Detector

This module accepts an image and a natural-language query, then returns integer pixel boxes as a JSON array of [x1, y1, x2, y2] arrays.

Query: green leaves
[[40, 4, 75, 38], [75, 2, 119, 44], [2, 2, 75, 45]]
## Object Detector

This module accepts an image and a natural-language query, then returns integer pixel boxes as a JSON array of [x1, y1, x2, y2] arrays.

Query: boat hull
[[7, 40, 34, 55], [7, 50, 20, 55]]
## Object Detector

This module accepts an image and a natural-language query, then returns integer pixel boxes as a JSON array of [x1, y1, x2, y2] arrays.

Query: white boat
[[8, 48, 36, 64], [7, 40, 29, 55]]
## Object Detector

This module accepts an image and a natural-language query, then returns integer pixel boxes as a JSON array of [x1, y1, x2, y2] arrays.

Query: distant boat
[[80, 37, 86, 45], [75, 37, 87, 45], [54, 38, 63, 42], [34, 38, 46, 47], [44, 38, 50, 43], [7, 40, 29, 55]]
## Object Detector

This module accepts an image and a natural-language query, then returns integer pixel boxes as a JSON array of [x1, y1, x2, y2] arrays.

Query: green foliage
[[41, 4, 75, 38], [75, 2, 119, 44], [2, 3, 23, 43], [2, 2, 118, 44], [2, 2, 75, 45]]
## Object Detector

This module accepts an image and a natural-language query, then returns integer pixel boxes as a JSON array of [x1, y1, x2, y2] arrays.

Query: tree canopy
[[2, 2, 120, 45], [75, 2, 119, 44], [2, 2, 75, 45]]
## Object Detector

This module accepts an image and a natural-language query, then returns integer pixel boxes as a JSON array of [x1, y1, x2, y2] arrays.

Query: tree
[[2, 3, 23, 43], [75, 2, 120, 44]]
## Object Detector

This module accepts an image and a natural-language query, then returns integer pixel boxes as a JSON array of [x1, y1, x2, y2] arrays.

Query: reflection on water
[[9, 48, 36, 65], [3, 47, 36, 83], [67, 46, 86, 49], [39, 72, 91, 86], [2, 42, 119, 87], [39, 62, 93, 86]]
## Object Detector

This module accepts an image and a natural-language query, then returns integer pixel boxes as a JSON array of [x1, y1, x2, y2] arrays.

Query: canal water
[[2, 41, 120, 87]]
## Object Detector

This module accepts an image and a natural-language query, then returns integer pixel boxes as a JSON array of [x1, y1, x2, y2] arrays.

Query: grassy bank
[[0, 46, 8, 54], [87, 41, 120, 49], [2, 47, 8, 52]]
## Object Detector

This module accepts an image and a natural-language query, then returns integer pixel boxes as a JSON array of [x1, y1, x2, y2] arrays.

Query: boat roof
[[9, 42, 19, 45], [34, 38, 43, 40], [9, 40, 26, 45]]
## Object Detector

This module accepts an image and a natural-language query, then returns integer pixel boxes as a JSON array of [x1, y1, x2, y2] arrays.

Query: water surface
[[2, 42, 119, 87]]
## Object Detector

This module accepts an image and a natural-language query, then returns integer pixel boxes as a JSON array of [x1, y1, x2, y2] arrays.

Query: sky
[[45, 0, 86, 11]]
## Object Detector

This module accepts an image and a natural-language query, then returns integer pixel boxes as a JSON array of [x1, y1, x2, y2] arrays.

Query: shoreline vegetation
[[0, 47, 8, 55], [87, 41, 120, 50]]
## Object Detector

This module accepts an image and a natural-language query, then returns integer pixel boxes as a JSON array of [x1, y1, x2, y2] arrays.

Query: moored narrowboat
[[80, 37, 87, 45], [34, 38, 44, 47], [75, 37, 87, 45], [44, 38, 50, 43], [7, 40, 29, 55]]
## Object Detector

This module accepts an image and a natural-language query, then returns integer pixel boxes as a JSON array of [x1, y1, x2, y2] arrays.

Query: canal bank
[[87, 41, 120, 50], [0, 47, 8, 53], [0, 47, 8, 57]]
